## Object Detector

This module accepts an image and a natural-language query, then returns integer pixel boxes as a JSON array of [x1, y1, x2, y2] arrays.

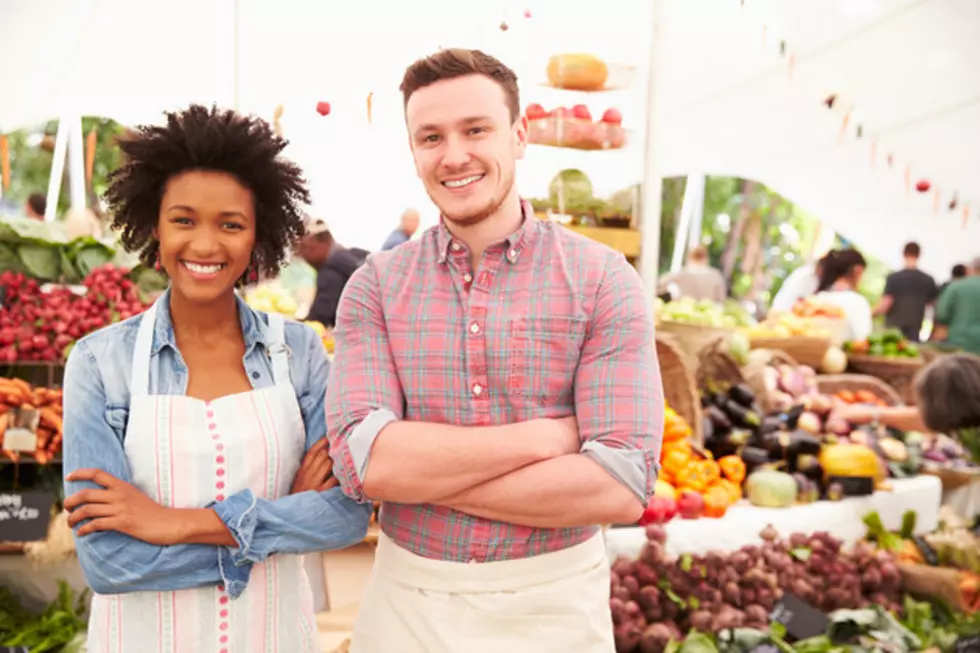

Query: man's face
[[405, 74, 526, 227], [297, 235, 330, 268]]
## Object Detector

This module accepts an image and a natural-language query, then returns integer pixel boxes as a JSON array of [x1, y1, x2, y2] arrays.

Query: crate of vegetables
[[0, 377, 62, 465]]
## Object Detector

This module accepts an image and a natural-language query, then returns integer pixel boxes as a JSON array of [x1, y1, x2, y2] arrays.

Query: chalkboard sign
[[0, 491, 54, 542], [0, 646, 31, 653], [954, 634, 980, 652], [769, 592, 828, 641]]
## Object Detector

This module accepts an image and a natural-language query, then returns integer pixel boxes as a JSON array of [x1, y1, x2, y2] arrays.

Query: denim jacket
[[62, 290, 372, 599]]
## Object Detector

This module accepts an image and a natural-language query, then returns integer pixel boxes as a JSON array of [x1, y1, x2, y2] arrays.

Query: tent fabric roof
[[1, 0, 977, 276]]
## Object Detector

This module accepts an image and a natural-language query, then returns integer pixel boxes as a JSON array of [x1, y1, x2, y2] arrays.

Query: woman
[[812, 248, 873, 341], [61, 105, 372, 652]]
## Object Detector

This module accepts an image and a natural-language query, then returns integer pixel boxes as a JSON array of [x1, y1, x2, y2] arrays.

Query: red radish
[[601, 108, 623, 125], [571, 104, 592, 121], [525, 103, 547, 120], [915, 180, 930, 193]]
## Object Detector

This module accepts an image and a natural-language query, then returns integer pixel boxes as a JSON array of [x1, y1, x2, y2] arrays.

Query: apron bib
[[350, 533, 615, 653], [86, 300, 319, 653]]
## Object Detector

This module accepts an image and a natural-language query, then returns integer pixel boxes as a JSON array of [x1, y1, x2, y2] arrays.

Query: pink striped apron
[[86, 301, 318, 653]]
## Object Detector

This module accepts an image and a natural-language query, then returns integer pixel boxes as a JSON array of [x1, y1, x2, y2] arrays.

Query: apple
[[525, 103, 547, 120], [571, 104, 592, 121], [676, 490, 705, 519], [637, 496, 677, 525], [601, 108, 623, 125]]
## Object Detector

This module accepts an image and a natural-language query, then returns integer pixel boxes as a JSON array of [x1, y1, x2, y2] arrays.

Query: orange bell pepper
[[663, 409, 692, 443], [703, 488, 729, 518], [718, 455, 746, 485], [713, 478, 742, 504], [675, 461, 709, 493], [661, 449, 691, 478], [699, 459, 721, 486]]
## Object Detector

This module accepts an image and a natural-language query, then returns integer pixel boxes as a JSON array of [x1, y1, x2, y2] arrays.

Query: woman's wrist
[[170, 508, 238, 546]]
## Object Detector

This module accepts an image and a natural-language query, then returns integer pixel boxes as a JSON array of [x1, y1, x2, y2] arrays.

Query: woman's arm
[[833, 404, 927, 432], [62, 340, 252, 597], [207, 326, 372, 565]]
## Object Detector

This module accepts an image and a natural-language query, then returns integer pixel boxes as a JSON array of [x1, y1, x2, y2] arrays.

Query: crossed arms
[[325, 253, 664, 528]]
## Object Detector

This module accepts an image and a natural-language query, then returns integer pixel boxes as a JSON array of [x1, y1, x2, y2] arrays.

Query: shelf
[[563, 224, 641, 259]]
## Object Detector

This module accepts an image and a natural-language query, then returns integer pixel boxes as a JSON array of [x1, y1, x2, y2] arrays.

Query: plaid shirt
[[326, 201, 663, 562]]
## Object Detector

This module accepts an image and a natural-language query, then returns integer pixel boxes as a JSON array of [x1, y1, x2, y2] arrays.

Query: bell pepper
[[699, 459, 721, 486], [675, 461, 710, 493], [663, 408, 692, 443], [662, 448, 691, 478], [703, 484, 731, 518], [718, 455, 746, 485]]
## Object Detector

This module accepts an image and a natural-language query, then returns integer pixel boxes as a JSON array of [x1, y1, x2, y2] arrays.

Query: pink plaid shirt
[[326, 200, 663, 562]]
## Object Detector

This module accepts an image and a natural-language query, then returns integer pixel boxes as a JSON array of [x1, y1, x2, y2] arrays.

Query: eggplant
[[712, 392, 728, 410], [755, 430, 788, 459], [785, 430, 821, 457], [793, 454, 824, 484], [706, 428, 752, 459], [740, 446, 771, 474], [728, 383, 757, 408], [761, 414, 785, 435], [724, 400, 761, 429], [705, 405, 733, 432], [702, 416, 715, 443], [783, 403, 805, 430]]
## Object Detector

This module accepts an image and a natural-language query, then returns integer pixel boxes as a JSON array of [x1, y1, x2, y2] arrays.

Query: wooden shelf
[[563, 224, 641, 259]]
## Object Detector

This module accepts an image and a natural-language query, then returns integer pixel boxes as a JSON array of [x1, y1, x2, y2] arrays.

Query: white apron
[[86, 301, 319, 653], [350, 532, 615, 653]]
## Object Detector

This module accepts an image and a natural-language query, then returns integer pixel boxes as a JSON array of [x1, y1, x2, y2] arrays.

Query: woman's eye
[[173, 217, 193, 225], [222, 222, 245, 231]]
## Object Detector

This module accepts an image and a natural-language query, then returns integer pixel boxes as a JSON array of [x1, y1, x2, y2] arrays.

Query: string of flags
[[739, 0, 975, 228]]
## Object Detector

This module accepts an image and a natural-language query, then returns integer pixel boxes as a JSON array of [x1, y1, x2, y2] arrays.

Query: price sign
[[769, 593, 828, 641], [954, 634, 980, 652], [0, 491, 54, 542], [1, 407, 40, 453]]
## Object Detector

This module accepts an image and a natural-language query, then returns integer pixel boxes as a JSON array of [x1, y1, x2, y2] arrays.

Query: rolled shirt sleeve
[[576, 253, 664, 505], [325, 259, 406, 502]]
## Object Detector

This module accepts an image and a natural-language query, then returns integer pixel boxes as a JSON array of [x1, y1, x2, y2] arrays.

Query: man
[[325, 49, 662, 652], [659, 244, 726, 301], [297, 216, 367, 328], [770, 250, 832, 313], [24, 193, 46, 220], [380, 207, 420, 250], [938, 263, 968, 299], [935, 256, 980, 355], [874, 242, 937, 341]]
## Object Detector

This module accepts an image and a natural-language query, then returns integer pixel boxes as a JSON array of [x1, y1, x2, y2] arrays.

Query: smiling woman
[[61, 105, 372, 653]]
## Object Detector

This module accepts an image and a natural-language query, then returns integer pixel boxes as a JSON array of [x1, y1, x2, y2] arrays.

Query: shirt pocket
[[507, 316, 588, 407]]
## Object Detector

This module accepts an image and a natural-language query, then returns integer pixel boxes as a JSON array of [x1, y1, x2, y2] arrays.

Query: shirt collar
[[150, 287, 272, 356], [435, 198, 538, 264]]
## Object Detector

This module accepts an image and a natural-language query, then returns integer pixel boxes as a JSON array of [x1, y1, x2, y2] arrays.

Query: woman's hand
[[65, 469, 187, 545], [290, 437, 338, 494], [831, 404, 879, 425]]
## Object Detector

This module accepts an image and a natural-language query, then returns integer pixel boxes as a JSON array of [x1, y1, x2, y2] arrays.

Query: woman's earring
[[248, 263, 259, 284], [154, 254, 162, 272]]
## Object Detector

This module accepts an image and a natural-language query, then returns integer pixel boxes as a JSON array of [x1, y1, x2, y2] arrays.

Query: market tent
[[1, 0, 977, 277]]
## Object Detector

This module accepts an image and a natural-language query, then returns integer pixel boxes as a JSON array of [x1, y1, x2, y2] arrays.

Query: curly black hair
[[104, 104, 310, 279]]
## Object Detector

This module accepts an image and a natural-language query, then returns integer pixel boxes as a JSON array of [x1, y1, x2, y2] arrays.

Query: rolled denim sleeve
[[211, 325, 372, 565], [325, 260, 406, 502], [577, 253, 664, 505], [62, 340, 251, 598]]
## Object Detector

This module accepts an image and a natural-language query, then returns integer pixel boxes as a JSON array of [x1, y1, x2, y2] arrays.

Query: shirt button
[[463, 272, 473, 283], [451, 242, 462, 252], [251, 371, 260, 380], [472, 383, 483, 396], [469, 322, 480, 334], [507, 249, 518, 263]]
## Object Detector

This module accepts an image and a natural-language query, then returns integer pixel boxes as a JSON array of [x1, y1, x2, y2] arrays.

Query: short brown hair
[[903, 241, 921, 258], [915, 353, 980, 433], [399, 48, 520, 123]]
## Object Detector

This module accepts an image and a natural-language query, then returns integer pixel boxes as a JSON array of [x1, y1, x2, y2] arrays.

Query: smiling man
[[326, 49, 663, 653]]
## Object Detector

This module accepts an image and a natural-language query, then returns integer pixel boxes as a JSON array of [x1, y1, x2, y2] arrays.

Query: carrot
[[39, 407, 62, 434]]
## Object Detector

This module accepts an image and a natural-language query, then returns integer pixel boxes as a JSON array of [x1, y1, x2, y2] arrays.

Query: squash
[[546, 54, 609, 91], [819, 443, 885, 484], [745, 469, 798, 508]]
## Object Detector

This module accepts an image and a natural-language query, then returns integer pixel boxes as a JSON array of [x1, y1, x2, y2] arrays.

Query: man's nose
[[441, 135, 471, 169]]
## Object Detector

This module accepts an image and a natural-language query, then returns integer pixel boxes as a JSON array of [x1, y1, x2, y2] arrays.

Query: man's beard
[[432, 169, 515, 227]]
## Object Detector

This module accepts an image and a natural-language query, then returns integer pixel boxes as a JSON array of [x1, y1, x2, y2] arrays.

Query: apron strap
[[265, 312, 292, 386], [130, 300, 159, 398]]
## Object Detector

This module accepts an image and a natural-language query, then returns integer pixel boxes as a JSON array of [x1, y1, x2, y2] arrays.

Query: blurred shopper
[[935, 256, 980, 355], [874, 242, 937, 341], [659, 245, 726, 302], [938, 263, 968, 299], [813, 248, 872, 341], [24, 192, 46, 220], [381, 207, 421, 251], [770, 250, 832, 313], [297, 216, 368, 328]]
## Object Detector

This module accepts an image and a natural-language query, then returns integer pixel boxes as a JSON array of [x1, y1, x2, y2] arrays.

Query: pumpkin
[[745, 469, 798, 508], [546, 54, 609, 91], [819, 443, 885, 484]]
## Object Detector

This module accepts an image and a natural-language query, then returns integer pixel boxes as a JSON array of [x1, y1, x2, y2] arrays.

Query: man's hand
[[291, 438, 339, 494], [65, 469, 188, 545]]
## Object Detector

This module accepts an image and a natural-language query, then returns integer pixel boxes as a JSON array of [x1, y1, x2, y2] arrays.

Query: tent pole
[[44, 119, 71, 222], [638, 0, 665, 296], [68, 116, 86, 212]]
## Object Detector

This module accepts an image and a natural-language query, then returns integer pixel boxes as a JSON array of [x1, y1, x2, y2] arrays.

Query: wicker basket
[[696, 336, 746, 390], [741, 349, 800, 413], [815, 374, 904, 406], [749, 335, 830, 369], [658, 321, 733, 370], [918, 463, 980, 491], [656, 333, 703, 444], [847, 354, 925, 405]]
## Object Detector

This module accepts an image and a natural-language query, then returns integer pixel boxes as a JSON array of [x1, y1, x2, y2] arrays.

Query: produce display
[[844, 329, 921, 359], [610, 524, 907, 651], [789, 297, 845, 320], [656, 297, 756, 329], [244, 283, 299, 317], [525, 103, 627, 150], [910, 431, 979, 472], [0, 581, 87, 652], [545, 53, 610, 91], [0, 265, 150, 362], [0, 377, 62, 463], [0, 216, 115, 283], [745, 312, 836, 340]]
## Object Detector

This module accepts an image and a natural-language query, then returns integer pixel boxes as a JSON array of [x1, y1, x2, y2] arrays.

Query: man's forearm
[[361, 419, 563, 503], [436, 454, 644, 528]]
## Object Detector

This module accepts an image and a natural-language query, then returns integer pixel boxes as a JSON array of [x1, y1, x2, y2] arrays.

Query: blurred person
[[813, 248, 872, 341], [659, 244, 726, 302], [297, 216, 367, 328], [770, 250, 833, 313], [24, 192, 46, 220], [938, 263, 968, 298], [934, 256, 980, 356], [326, 48, 662, 653], [873, 241, 937, 341], [381, 207, 421, 250]]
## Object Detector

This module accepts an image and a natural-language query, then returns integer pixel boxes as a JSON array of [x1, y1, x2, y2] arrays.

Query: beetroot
[[638, 623, 673, 653]]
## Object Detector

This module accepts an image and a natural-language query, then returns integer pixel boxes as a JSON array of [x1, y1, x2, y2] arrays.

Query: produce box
[[898, 563, 977, 613]]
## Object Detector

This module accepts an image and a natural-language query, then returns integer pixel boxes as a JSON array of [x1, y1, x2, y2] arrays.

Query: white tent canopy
[[1, 0, 977, 278]]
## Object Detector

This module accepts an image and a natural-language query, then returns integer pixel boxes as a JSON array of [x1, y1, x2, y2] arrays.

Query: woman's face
[[157, 170, 256, 305], [850, 264, 865, 287]]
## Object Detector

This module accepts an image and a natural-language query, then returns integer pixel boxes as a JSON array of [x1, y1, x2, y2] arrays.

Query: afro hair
[[104, 104, 310, 279]]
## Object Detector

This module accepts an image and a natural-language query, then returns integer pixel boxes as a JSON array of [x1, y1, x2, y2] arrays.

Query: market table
[[605, 475, 942, 560]]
